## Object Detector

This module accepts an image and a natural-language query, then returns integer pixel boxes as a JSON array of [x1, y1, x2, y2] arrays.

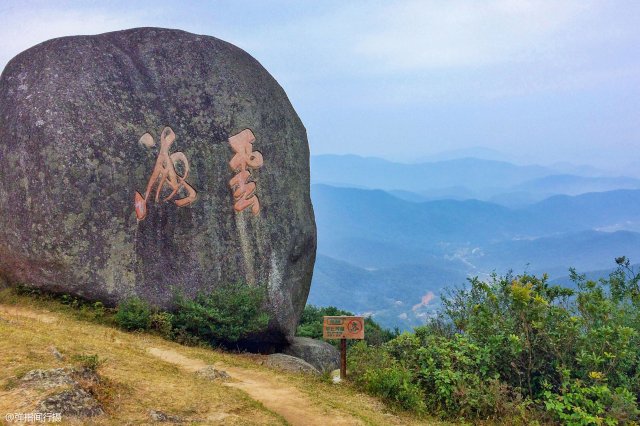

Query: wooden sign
[[323, 316, 365, 340], [323, 316, 365, 380]]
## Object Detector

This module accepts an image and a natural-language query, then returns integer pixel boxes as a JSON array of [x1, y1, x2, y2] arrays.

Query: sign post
[[323, 316, 365, 380]]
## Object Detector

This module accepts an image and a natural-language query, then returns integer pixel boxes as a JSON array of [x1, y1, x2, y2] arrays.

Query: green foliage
[[171, 282, 270, 345], [149, 312, 174, 338], [296, 304, 399, 346], [14, 283, 43, 297], [543, 378, 639, 426], [115, 297, 152, 331], [7, 285, 115, 324], [296, 305, 352, 339], [349, 259, 640, 422], [363, 316, 401, 346], [73, 353, 105, 371], [349, 341, 426, 413]]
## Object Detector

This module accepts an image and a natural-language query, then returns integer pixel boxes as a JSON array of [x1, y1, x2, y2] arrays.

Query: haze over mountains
[[311, 155, 640, 206], [307, 152, 640, 330]]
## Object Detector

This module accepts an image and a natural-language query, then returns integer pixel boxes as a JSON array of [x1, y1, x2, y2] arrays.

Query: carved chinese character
[[228, 129, 263, 215], [134, 126, 197, 221]]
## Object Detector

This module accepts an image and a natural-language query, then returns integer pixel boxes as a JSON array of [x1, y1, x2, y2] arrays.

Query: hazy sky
[[1, 1, 639, 172]]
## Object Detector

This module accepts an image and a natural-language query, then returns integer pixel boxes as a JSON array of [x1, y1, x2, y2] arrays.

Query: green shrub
[[348, 258, 640, 422], [115, 297, 152, 331], [543, 375, 639, 425], [73, 353, 105, 371], [149, 312, 174, 338], [171, 327, 204, 347], [171, 282, 270, 345], [296, 305, 352, 339], [349, 341, 426, 413]]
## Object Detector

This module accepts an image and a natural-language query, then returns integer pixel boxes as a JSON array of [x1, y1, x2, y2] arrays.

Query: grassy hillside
[[0, 288, 442, 426]]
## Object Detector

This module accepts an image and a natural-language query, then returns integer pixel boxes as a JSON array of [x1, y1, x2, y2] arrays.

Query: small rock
[[149, 409, 184, 423], [37, 388, 103, 417], [49, 346, 65, 361], [264, 353, 320, 375], [195, 366, 230, 381], [330, 369, 342, 384]]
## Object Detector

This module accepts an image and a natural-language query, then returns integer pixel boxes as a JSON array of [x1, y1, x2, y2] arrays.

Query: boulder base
[[264, 353, 320, 375], [282, 337, 340, 373]]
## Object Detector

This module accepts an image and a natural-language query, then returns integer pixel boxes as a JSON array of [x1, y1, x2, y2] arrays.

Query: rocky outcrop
[[0, 27, 316, 343], [37, 388, 104, 418], [282, 337, 340, 373], [21, 368, 104, 418]]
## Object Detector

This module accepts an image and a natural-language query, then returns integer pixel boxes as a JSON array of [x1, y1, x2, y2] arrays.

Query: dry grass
[[0, 289, 447, 425]]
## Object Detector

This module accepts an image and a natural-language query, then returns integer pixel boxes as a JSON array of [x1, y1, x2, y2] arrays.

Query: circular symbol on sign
[[347, 320, 362, 334]]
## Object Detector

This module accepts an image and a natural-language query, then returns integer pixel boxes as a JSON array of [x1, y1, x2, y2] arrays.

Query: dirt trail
[[147, 346, 363, 426], [0, 304, 57, 323]]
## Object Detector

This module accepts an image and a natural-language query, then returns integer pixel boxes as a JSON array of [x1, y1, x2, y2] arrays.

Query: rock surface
[[37, 388, 104, 417], [195, 366, 231, 381], [264, 353, 320, 375], [282, 337, 340, 373], [21, 368, 104, 418], [0, 27, 316, 343], [149, 409, 185, 423], [20, 368, 76, 389]]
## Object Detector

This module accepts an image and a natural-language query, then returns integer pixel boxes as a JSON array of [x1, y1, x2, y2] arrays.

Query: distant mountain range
[[308, 183, 640, 330], [313, 185, 640, 262], [414, 146, 514, 163], [311, 155, 640, 207], [307, 154, 640, 330], [311, 155, 552, 194]]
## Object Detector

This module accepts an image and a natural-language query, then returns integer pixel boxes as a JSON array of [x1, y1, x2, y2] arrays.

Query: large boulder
[[0, 28, 316, 343], [282, 337, 340, 373]]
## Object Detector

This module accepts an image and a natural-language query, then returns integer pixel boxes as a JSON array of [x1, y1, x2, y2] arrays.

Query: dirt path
[[0, 304, 57, 323], [147, 346, 363, 426]]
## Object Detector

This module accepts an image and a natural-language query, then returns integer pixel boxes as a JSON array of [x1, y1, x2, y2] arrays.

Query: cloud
[[3, 1, 637, 105], [352, 0, 594, 71], [210, 0, 639, 107], [412, 291, 435, 311], [241, 0, 599, 73], [0, 5, 147, 68]]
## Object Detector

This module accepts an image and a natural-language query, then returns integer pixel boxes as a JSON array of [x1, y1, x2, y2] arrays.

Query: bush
[[348, 258, 640, 422], [349, 341, 426, 413], [149, 312, 174, 338], [73, 353, 105, 372], [171, 282, 270, 345], [115, 297, 152, 331], [543, 374, 640, 425]]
